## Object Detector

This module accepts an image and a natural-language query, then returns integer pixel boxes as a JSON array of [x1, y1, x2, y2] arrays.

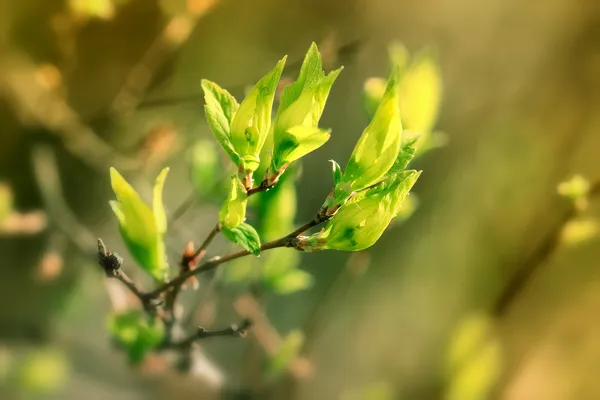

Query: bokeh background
[[1, 0, 600, 399]]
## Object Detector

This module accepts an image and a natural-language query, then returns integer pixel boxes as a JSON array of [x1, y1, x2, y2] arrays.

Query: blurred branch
[[493, 179, 600, 316], [31, 145, 97, 256], [0, 53, 139, 172], [108, 15, 198, 121]]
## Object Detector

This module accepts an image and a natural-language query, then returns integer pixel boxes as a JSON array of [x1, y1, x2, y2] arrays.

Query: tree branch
[[166, 319, 253, 349], [493, 179, 600, 316]]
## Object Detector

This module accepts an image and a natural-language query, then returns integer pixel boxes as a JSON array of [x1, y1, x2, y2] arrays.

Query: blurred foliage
[[444, 314, 502, 400], [109, 167, 171, 281], [108, 310, 165, 364], [15, 347, 70, 395], [266, 330, 305, 378], [0, 183, 13, 222]]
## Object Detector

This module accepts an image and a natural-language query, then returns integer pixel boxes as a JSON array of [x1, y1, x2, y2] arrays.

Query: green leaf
[[0, 182, 13, 222], [222, 222, 261, 256], [152, 167, 170, 234], [256, 171, 297, 240], [306, 170, 420, 251], [267, 269, 313, 295], [230, 57, 287, 172], [108, 310, 165, 364], [363, 77, 386, 117], [271, 126, 331, 172], [109, 168, 168, 281], [219, 176, 248, 229], [340, 66, 402, 193], [384, 136, 418, 177], [189, 139, 221, 198], [201, 79, 241, 166], [330, 160, 343, 186], [557, 174, 590, 202], [398, 48, 442, 135], [269, 43, 342, 182], [267, 330, 305, 377], [279, 42, 324, 112]]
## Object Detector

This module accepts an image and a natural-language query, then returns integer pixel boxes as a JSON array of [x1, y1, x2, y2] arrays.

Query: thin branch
[[112, 269, 147, 303], [166, 319, 253, 349], [493, 179, 600, 316], [193, 223, 222, 260], [144, 214, 328, 300]]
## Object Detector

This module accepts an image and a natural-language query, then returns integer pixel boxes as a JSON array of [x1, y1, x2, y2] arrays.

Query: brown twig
[[166, 319, 253, 349], [493, 179, 600, 316], [143, 214, 327, 300]]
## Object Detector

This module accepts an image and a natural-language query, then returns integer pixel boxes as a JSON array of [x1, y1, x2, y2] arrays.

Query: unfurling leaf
[[324, 66, 402, 212], [222, 222, 261, 256], [109, 167, 169, 281], [268, 43, 341, 183], [108, 310, 165, 364], [306, 170, 420, 251], [230, 57, 287, 173], [202, 57, 286, 174], [330, 159, 343, 186], [219, 176, 248, 229]]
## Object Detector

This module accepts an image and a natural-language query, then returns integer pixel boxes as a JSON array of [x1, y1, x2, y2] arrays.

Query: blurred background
[[1, 0, 600, 399]]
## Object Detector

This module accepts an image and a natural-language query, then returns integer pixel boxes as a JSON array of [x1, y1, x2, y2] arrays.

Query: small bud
[[97, 238, 123, 277]]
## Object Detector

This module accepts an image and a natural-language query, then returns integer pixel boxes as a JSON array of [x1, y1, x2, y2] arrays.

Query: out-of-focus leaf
[[561, 218, 599, 247], [267, 330, 305, 377], [16, 347, 69, 394], [222, 222, 261, 255], [230, 57, 287, 173], [444, 314, 502, 400], [0, 182, 13, 222], [109, 168, 169, 281], [69, 0, 117, 19], [108, 310, 165, 365], [266, 268, 313, 295], [557, 174, 590, 201], [190, 139, 221, 198]]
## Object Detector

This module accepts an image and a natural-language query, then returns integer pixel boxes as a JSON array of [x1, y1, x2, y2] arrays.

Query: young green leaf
[[341, 66, 402, 193], [329, 159, 343, 186], [229, 57, 287, 173], [219, 176, 248, 229], [108, 310, 165, 364], [222, 222, 261, 256], [152, 167, 170, 234], [270, 126, 331, 175], [384, 136, 418, 177], [109, 168, 168, 281], [268, 43, 342, 183], [201, 79, 241, 166], [305, 170, 420, 251], [398, 48, 442, 135]]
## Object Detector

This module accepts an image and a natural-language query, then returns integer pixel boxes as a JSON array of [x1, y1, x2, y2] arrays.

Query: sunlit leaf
[[222, 222, 261, 255], [561, 218, 599, 247], [230, 57, 287, 172], [109, 168, 168, 281], [306, 170, 420, 251], [152, 167, 170, 234], [201, 79, 241, 166], [0, 182, 13, 222]]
